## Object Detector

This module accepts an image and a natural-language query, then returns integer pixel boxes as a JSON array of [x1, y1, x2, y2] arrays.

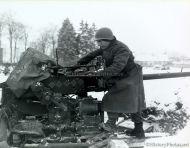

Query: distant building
[[172, 57, 190, 68], [134, 53, 170, 67]]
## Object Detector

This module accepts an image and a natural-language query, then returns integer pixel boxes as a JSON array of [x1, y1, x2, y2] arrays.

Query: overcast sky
[[0, 0, 190, 57]]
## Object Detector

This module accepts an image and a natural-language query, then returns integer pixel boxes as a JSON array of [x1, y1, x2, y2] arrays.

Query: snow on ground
[[144, 122, 190, 148], [0, 73, 9, 100], [0, 73, 8, 83], [143, 114, 190, 148], [143, 67, 190, 113]]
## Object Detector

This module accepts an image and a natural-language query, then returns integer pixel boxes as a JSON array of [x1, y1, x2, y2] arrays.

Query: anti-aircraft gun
[[0, 48, 190, 148], [0, 51, 116, 148]]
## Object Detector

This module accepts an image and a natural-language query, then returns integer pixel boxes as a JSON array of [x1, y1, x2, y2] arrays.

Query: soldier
[[77, 27, 146, 138]]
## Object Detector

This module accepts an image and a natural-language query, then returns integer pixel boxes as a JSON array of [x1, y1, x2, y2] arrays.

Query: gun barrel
[[64, 72, 190, 80], [143, 72, 190, 80]]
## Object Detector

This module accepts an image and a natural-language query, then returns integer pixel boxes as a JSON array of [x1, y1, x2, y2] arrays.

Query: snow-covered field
[[143, 68, 190, 147], [143, 67, 190, 112]]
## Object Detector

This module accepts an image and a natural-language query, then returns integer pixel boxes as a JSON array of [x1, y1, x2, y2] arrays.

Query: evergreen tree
[[78, 21, 97, 57], [57, 18, 77, 66]]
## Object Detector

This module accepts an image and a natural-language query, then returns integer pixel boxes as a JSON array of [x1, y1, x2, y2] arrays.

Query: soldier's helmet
[[95, 27, 114, 41]]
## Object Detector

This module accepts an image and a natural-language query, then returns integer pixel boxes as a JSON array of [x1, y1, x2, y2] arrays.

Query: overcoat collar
[[102, 37, 117, 51]]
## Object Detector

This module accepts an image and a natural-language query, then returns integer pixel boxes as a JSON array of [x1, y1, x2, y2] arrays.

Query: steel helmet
[[95, 27, 114, 41]]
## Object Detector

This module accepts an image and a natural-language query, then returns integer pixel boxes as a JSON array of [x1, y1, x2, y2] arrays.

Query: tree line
[[0, 13, 28, 63], [0, 12, 97, 66], [57, 18, 97, 66]]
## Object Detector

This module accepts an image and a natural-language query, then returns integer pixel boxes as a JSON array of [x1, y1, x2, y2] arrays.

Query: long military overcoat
[[78, 39, 146, 113]]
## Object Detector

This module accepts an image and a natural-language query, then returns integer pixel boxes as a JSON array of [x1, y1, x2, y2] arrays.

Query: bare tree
[[37, 31, 50, 54], [4, 12, 27, 63], [33, 26, 58, 56], [23, 27, 29, 51], [12, 22, 25, 63], [5, 13, 16, 63], [29, 41, 38, 49], [46, 26, 58, 58], [0, 13, 6, 49]]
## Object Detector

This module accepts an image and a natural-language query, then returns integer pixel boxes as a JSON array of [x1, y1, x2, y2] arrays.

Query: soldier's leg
[[130, 112, 145, 138], [107, 112, 118, 125], [101, 112, 118, 131]]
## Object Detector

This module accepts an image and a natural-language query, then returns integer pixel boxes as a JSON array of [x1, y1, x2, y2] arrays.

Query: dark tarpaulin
[[6, 48, 55, 98]]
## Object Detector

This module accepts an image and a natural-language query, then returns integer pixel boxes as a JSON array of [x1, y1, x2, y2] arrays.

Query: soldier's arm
[[98, 47, 130, 76], [78, 49, 102, 65]]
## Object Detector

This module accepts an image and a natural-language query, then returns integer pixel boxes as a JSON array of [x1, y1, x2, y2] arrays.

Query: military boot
[[130, 122, 145, 138], [101, 112, 118, 132]]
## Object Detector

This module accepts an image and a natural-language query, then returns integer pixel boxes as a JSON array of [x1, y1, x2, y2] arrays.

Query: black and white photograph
[[0, 0, 190, 147]]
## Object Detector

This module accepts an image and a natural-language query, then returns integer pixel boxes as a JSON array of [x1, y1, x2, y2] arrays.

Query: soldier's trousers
[[131, 112, 143, 123], [107, 112, 143, 123]]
